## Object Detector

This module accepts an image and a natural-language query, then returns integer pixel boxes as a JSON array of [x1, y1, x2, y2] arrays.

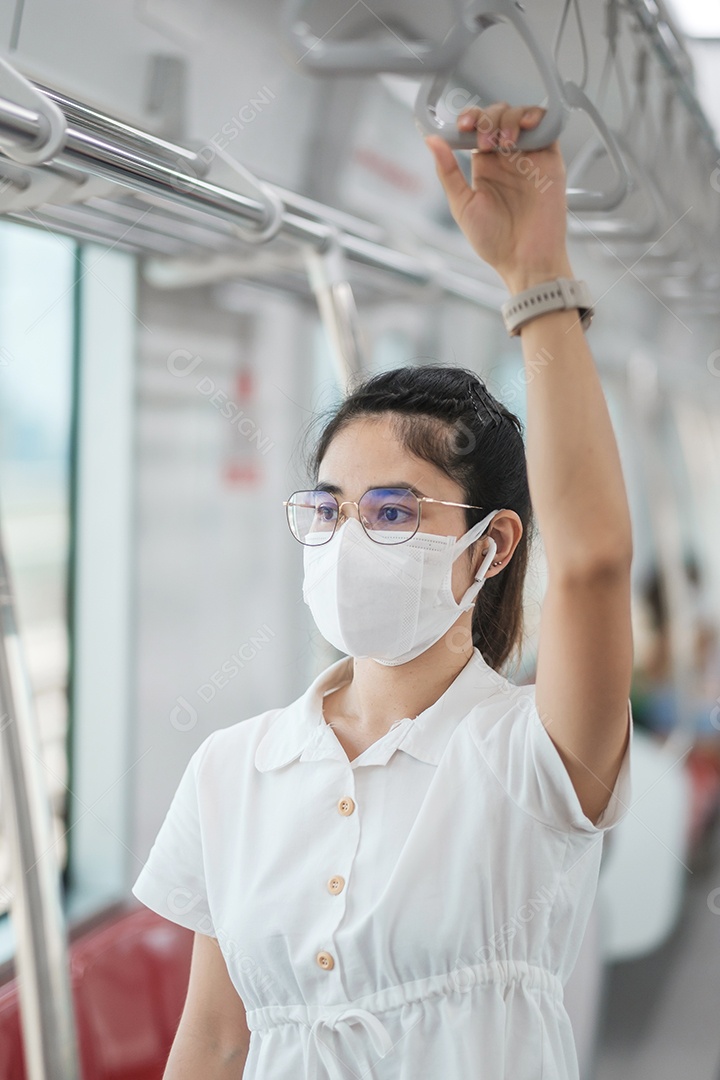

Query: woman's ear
[[473, 512, 523, 577]]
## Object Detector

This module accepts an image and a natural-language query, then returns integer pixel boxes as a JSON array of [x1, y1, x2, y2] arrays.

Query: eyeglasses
[[284, 487, 485, 546]]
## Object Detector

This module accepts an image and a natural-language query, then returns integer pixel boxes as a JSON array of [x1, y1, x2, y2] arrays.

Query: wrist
[[500, 276, 594, 337], [501, 261, 575, 296]]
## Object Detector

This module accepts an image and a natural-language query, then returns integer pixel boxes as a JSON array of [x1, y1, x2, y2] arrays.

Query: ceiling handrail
[[280, 0, 467, 74], [0, 51, 715, 296], [35, 84, 209, 178], [0, 77, 514, 305]]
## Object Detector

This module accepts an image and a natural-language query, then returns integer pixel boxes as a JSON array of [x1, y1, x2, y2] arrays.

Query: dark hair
[[307, 364, 535, 674], [643, 555, 700, 633]]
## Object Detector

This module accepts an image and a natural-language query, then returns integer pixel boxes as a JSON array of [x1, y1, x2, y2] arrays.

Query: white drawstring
[[306, 1007, 394, 1080]]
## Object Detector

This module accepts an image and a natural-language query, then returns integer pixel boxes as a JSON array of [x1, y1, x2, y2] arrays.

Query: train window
[[0, 230, 137, 954], [0, 221, 76, 921], [66, 244, 136, 915]]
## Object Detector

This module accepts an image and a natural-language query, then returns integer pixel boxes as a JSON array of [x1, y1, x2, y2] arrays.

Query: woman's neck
[[324, 626, 476, 736]]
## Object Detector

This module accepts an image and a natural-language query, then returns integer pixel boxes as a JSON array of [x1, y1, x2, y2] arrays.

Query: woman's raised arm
[[426, 106, 633, 826]]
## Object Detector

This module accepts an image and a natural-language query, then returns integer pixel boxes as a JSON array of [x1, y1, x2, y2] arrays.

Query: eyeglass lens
[[286, 488, 420, 545]]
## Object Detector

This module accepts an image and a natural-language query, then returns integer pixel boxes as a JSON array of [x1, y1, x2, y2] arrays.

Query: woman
[[132, 103, 634, 1080]]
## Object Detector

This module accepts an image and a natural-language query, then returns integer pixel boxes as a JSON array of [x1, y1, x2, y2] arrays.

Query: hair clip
[[468, 381, 504, 428]]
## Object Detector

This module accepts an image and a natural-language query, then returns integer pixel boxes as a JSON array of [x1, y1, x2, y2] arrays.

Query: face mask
[[302, 509, 501, 666]]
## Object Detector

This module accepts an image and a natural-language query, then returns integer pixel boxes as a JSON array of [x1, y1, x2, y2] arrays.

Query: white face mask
[[302, 509, 501, 666]]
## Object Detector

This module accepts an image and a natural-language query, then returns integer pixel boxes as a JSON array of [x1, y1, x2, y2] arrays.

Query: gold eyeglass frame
[[283, 487, 485, 546]]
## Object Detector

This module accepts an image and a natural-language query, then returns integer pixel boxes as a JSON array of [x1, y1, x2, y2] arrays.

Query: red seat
[[0, 981, 25, 1080], [0, 904, 193, 1080], [686, 748, 720, 853]]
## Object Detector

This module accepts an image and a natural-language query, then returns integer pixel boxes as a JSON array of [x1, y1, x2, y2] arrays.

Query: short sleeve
[[474, 690, 634, 835], [131, 738, 216, 936]]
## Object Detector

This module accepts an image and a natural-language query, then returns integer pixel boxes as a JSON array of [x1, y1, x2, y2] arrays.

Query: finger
[[518, 105, 545, 128], [424, 136, 471, 214], [497, 105, 537, 150], [460, 104, 547, 152], [458, 103, 508, 151]]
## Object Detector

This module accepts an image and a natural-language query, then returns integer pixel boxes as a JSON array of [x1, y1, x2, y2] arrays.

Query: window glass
[[0, 222, 76, 915]]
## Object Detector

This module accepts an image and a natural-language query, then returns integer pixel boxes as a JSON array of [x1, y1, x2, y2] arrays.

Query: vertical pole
[[304, 233, 368, 392], [0, 532, 80, 1080]]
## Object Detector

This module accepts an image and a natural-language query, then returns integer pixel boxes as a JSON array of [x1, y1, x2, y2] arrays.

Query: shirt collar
[[254, 648, 509, 772]]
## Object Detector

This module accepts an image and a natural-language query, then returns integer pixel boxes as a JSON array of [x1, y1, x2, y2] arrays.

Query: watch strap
[[501, 277, 594, 336]]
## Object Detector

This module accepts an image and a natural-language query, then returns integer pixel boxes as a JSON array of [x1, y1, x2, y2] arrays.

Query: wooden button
[[337, 796, 355, 816], [327, 875, 345, 894], [316, 950, 335, 970]]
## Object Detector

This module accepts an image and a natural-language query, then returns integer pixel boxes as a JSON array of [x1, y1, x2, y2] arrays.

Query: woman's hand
[[425, 103, 573, 294]]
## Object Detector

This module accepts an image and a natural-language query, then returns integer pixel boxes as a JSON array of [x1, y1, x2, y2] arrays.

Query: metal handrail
[[35, 85, 209, 177], [281, 0, 467, 74], [0, 536, 80, 1080], [304, 233, 367, 389], [0, 87, 505, 306]]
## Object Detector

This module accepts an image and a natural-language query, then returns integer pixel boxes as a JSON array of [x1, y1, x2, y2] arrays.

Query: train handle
[[205, 141, 285, 244], [413, 0, 567, 151], [564, 80, 630, 212], [0, 57, 66, 165]]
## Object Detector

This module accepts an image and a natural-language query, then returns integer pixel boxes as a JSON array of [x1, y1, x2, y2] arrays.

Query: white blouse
[[132, 646, 633, 1080]]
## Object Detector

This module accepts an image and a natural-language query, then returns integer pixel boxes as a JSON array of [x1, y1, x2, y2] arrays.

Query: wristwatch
[[501, 277, 594, 337]]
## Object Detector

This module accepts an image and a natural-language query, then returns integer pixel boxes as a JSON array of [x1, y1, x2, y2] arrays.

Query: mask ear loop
[[453, 508, 502, 555], [451, 508, 503, 610], [454, 505, 501, 609]]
